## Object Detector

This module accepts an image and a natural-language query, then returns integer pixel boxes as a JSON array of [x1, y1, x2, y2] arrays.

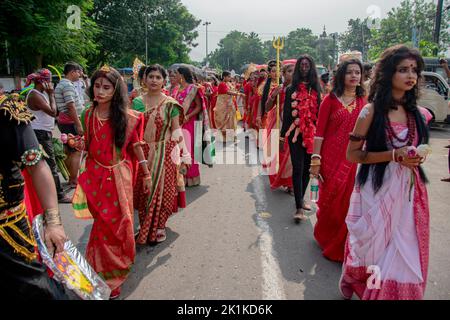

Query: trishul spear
[[272, 36, 285, 172]]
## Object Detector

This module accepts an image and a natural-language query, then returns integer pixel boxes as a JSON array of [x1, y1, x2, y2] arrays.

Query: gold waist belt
[[0, 202, 37, 262]]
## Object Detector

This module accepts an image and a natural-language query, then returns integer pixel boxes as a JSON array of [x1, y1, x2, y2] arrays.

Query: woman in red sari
[[133, 65, 189, 245], [78, 66, 149, 299], [310, 59, 367, 262], [214, 71, 244, 141], [174, 67, 203, 186], [263, 62, 295, 191]]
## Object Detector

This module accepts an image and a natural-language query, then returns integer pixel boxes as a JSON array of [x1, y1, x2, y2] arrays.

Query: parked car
[[423, 57, 450, 84], [418, 71, 450, 124], [316, 65, 328, 77]]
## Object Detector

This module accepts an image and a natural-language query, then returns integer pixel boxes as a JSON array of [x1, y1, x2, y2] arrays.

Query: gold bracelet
[[44, 208, 62, 226]]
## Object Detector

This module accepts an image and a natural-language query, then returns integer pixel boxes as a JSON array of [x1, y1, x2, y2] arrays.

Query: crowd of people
[[0, 43, 446, 300]]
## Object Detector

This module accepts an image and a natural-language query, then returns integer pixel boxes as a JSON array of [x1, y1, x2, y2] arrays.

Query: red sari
[[313, 94, 366, 262], [78, 108, 144, 291], [263, 85, 293, 189]]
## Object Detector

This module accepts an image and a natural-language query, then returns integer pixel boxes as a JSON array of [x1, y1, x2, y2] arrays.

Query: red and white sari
[[341, 117, 430, 300]]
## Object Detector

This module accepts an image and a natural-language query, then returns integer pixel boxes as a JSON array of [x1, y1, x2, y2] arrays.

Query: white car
[[418, 71, 450, 123]]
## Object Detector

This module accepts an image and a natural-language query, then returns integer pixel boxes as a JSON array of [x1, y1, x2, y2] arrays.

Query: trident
[[272, 36, 285, 172]]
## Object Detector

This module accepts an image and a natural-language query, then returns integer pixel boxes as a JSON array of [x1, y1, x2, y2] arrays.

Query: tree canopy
[[0, 0, 200, 75]]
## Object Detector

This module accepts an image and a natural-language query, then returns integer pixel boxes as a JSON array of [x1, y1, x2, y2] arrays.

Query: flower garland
[[284, 83, 319, 154]]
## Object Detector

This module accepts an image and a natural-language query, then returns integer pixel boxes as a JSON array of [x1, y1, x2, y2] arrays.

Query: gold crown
[[100, 65, 111, 73]]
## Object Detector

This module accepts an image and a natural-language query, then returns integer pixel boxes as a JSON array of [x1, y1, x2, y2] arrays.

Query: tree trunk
[[36, 54, 43, 69]]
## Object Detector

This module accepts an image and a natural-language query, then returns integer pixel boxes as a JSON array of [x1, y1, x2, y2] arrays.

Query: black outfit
[[33, 129, 66, 199], [0, 95, 68, 299], [281, 85, 319, 210]]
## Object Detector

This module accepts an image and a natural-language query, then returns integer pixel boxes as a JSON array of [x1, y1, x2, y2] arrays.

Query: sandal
[[156, 229, 167, 243], [109, 287, 121, 300], [294, 210, 308, 224]]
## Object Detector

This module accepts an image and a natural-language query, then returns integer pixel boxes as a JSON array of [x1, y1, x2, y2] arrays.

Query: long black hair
[[357, 45, 429, 192], [261, 64, 282, 115], [177, 66, 194, 84], [332, 59, 365, 98], [290, 54, 321, 104], [89, 67, 129, 150]]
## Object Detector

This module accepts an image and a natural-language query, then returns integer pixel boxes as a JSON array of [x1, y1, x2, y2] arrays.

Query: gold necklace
[[340, 96, 357, 113], [93, 109, 109, 142]]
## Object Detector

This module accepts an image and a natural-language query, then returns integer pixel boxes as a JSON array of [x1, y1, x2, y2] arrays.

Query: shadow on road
[[247, 174, 343, 300], [185, 182, 210, 206], [120, 228, 180, 300]]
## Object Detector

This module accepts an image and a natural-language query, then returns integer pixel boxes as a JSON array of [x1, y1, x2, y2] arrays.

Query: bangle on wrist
[[311, 154, 322, 160], [44, 208, 62, 226], [392, 149, 396, 162], [139, 160, 148, 165]]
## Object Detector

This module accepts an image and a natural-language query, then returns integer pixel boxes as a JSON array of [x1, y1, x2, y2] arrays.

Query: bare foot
[[294, 210, 308, 223]]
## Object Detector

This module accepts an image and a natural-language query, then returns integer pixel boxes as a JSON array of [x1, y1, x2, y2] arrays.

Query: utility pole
[[203, 21, 211, 67], [433, 0, 444, 56], [5, 40, 10, 75], [361, 24, 365, 61], [145, 8, 149, 65]]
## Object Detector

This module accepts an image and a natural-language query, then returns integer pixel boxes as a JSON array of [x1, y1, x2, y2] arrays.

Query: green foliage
[[91, 0, 200, 69], [208, 31, 265, 71], [368, 0, 450, 60], [284, 28, 318, 59], [0, 0, 99, 72], [339, 18, 372, 61]]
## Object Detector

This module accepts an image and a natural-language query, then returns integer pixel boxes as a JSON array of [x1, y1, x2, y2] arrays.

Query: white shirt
[[26, 89, 55, 132]]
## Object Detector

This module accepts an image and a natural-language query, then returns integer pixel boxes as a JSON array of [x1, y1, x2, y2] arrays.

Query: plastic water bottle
[[310, 178, 319, 203]]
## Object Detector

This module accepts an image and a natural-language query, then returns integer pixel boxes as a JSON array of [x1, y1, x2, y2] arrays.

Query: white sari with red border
[[341, 117, 430, 300]]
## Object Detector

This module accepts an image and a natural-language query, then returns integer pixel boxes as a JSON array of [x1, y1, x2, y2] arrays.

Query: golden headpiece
[[339, 51, 363, 64], [100, 65, 112, 73]]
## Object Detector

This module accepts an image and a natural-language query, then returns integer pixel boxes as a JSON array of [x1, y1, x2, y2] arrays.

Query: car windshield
[[423, 75, 448, 97]]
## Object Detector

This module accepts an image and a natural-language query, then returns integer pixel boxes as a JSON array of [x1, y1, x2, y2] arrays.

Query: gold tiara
[[100, 65, 111, 73]]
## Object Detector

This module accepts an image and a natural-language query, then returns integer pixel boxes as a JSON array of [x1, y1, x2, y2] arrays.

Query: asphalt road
[[59, 124, 450, 300]]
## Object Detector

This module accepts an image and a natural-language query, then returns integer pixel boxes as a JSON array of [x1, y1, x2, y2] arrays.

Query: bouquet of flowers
[[406, 144, 432, 201], [61, 133, 85, 152]]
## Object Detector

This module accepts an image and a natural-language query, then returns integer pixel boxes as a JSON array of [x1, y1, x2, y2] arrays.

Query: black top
[[280, 85, 295, 138], [280, 85, 321, 139], [0, 95, 40, 212]]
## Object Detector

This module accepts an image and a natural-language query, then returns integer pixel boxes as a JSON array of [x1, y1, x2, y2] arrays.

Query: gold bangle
[[44, 208, 62, 226]]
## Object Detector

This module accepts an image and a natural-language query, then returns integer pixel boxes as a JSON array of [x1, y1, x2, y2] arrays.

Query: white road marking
[[252, 164, 287, 300]]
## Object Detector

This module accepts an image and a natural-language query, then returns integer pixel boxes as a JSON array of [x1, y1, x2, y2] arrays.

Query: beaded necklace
[[386, 111, 416, 147]]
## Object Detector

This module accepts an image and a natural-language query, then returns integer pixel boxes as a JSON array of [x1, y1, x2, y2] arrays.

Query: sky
[[180, 0, 409, 61]]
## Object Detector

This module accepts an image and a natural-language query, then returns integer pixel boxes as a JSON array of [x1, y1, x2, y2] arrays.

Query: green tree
[[339, 18, 372, 61], [284, 28, 318, 60], [208, 31, 265, 71], [0, 0, 98, 74], [368, 0, 450, 60], [91, 0, 200, 69]]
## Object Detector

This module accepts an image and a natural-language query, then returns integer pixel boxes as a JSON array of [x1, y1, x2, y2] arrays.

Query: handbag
[[236, 109, 243, 121], [72, 151, 93, 220]]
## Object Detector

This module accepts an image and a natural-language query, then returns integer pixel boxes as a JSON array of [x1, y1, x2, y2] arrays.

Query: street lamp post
[[203, 21, 211, 67], [433, 0, 444, 56]]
